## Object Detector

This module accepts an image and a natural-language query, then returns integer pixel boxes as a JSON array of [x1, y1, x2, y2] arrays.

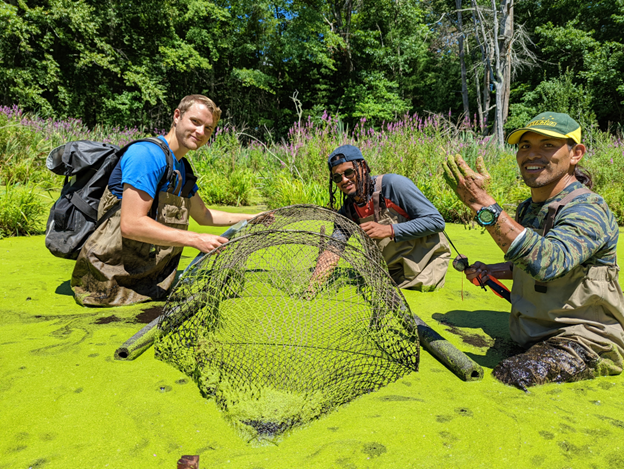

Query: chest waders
[[349, 175, 451, 291], [510, 187, 624, 374], [71, 167, 196, 307]]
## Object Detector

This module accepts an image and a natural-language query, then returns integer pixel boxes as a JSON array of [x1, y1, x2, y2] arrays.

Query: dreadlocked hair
[[353, 159, 374, 204], [328, 157, 375, 214]]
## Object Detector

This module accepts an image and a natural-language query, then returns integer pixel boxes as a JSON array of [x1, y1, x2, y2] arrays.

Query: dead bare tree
[[444, 0, 535, 143], [290, 90, 303, 127], [456, 0, 470, 116]]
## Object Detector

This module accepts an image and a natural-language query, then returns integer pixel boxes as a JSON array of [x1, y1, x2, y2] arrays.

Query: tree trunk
[[456, 0, 470, 116], [474, 66, 484, 132], [491, 0, 504, 146], [470, 0, 492, 134], [332, 0, 355, 72], [500, 0, 514, 123]]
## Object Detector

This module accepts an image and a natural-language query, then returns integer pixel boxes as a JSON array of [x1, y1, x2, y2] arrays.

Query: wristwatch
[[475, 203, 503, 227]]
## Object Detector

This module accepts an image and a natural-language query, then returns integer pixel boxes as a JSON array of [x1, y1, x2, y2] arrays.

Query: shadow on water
[[55, 280, 73, 296], [135, 306, 163, 324], [432, 310, 525, 369]]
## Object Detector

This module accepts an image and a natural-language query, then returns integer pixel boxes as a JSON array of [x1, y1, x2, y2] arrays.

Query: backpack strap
[[94, 202, 121, 229], [372, 175, 384, 222], [180, 158, 198, 198], [69, 191, 98, 221], [117, 137, 177, 219], [534, 187, 593, 293]]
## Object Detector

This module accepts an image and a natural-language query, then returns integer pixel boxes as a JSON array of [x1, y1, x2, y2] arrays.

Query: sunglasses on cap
[[331, 168, 356, 184]]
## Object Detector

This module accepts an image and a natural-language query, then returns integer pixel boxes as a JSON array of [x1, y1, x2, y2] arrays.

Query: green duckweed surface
[[2, 219, 624, 468]]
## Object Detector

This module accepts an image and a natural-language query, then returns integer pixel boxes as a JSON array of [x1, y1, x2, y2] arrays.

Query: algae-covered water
[[2, 219, 624, 468]]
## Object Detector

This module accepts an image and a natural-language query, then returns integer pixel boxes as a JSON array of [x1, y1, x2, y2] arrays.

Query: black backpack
[[45, 138, 178, 260]]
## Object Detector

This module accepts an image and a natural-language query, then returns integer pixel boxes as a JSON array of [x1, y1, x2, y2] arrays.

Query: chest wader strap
[[372, 175, 384, 223], [95, 201, 121, 229], [533, 187, 593, 293]]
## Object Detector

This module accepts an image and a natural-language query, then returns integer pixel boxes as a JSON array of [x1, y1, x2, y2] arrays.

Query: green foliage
[[580, 132, 624, 224], [507, 69, 598, 140], [0, 184, 46, 238], [3, 108, 624, 239], [198, 169, 257, 206], [347, 73, 411, 125], [1, 0, 623, 137], [515, 2, 624, 127], [263, 174, 328, 209]]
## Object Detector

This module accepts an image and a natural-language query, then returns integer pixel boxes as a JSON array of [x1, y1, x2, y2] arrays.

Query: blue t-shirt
[[108, 136, 199, 199]]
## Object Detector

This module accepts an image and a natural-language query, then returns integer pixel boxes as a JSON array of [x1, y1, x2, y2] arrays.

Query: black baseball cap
[[327, 145, 364, 170]]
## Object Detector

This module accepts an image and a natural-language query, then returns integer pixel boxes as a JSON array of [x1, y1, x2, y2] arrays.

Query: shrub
[[0, 184, 47, 238], [198, 169, 257, 206], [263, 174, 329, 209]]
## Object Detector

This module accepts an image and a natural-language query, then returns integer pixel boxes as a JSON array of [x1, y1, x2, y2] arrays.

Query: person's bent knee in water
[[71, 95, 259, 307], [309, 144, 450, 295], [443, 112, 624, 390]]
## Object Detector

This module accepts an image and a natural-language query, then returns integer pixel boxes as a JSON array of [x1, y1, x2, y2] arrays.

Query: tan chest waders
[[71, 168, 195, 307], [352, 175, 450, 291], [511, 188, 624, 373]]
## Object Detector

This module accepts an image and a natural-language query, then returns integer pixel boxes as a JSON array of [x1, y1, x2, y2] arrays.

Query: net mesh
[[155, 205, 420, 442]]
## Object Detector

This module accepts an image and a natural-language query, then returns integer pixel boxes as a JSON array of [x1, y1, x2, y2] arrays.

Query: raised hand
[[442, 153, 495, 212]]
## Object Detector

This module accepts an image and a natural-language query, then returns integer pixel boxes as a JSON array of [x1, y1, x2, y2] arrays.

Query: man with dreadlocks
[[315, 144, 450, 291]]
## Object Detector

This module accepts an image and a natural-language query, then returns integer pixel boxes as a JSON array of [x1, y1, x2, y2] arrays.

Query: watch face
[[479, 209, 495, 225]]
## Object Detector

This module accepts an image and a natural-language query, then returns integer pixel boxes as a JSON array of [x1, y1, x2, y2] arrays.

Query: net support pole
[[407, 313, 484, 381], [114, 317, 160, 361], [113, 220, 249, 361]]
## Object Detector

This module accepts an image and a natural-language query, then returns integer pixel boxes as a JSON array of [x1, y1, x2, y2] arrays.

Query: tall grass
[[1, 105, 623, 238], [196, 113, 529, 222], [0, 105, 145, 237]]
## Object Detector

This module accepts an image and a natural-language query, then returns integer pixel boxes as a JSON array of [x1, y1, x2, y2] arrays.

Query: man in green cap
[[443, 112, 624, 390]]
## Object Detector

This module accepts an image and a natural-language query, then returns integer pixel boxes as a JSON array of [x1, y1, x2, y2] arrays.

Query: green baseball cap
[[506, 112, 582, 145]]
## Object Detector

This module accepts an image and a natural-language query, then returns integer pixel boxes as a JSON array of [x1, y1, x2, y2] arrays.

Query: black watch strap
[[476, 203, 503, 227]]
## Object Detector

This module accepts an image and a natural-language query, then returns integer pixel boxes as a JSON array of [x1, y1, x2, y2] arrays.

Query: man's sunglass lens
[[332, 168, 356, 183]]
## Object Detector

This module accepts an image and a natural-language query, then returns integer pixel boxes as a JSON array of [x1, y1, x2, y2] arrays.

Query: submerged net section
[[155, 209, 419, 443]]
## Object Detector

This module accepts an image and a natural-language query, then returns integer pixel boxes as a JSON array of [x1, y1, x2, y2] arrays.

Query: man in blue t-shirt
[[71, 94, 259, 306], [113, 95, 254, 252]]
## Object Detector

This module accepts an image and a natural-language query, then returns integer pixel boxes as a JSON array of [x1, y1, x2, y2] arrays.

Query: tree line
[[1, 0, 622, 140]]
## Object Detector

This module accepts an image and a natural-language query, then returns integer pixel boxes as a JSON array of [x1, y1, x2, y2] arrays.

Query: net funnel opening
[[155, 206, 420, 442]]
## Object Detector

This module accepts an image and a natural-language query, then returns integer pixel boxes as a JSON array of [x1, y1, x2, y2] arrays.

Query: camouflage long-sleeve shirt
[[504, 181, 619, 281]]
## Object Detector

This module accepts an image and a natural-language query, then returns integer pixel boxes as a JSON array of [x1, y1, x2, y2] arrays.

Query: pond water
[[1, 219, 624, 468]]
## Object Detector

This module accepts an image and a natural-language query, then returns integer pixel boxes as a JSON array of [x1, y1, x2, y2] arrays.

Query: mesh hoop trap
[[154, 205, 421, 442]]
